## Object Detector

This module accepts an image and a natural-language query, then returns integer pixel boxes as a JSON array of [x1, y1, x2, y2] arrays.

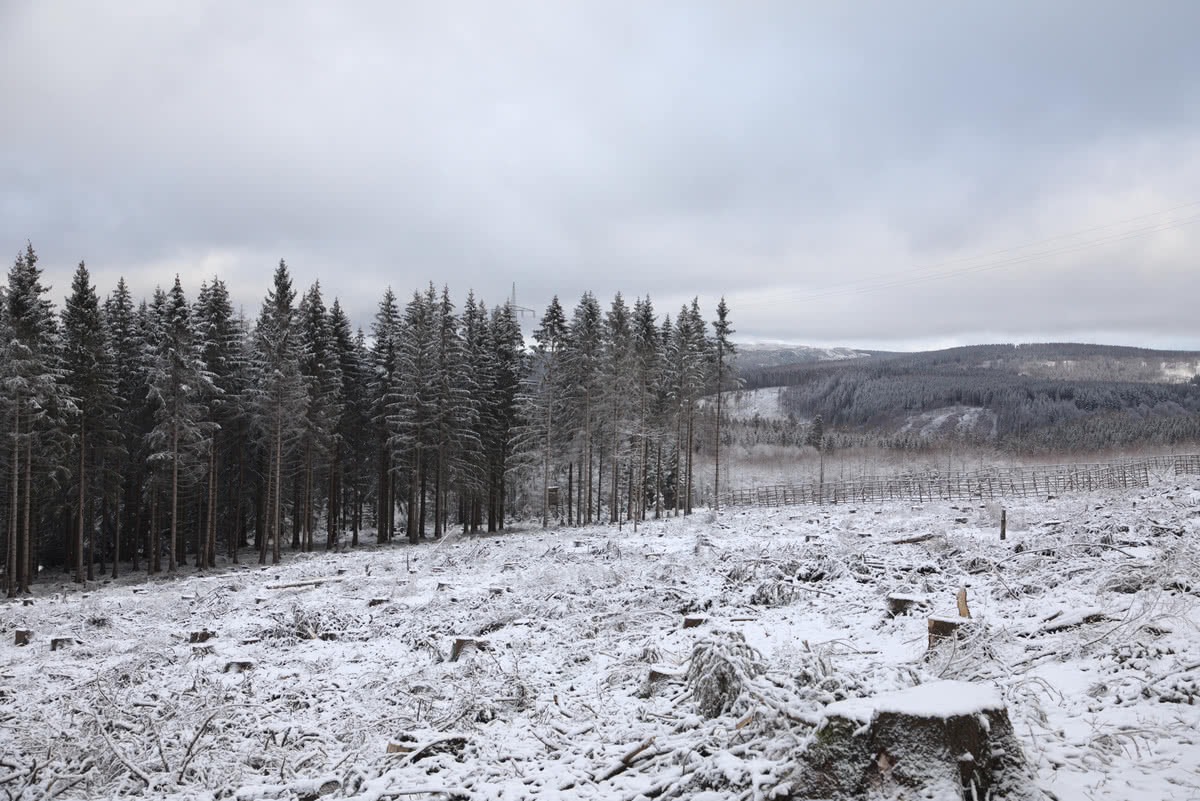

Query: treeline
[[0, 244, 735, 595], [742, 342, 1200, 391], [737, 355, 1200, 454]]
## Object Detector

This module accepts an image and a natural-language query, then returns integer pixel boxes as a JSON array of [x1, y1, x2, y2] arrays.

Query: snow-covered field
[[3, 477, 1200, 800]]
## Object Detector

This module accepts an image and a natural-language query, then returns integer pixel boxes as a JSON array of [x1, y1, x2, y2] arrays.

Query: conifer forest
[[0, 245, 737, 595]]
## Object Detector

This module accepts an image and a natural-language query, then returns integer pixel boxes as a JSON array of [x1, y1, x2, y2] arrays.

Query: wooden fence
[[720, 455, 1200, 509], [1174, 454, 1200, 475]]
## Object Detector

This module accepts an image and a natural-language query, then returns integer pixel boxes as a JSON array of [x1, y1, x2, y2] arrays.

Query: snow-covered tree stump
[[792, 681, 1039, 800], [885, 593, 926, 617]]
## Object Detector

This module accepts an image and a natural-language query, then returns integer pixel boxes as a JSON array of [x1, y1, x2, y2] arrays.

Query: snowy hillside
[[732, 342, 874, 371], [700, 387, 797, 422], [3, 477, 1200, 799]]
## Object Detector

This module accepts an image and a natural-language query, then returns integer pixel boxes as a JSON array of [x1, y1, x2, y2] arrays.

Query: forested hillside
[[735, 343, 1200, 454], [0, 245, 736, 594]]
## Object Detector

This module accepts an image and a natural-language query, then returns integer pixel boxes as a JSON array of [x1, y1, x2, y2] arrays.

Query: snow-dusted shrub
[[257, 603, 361, 643], [749, 579, 797, 607], [686, 631, 766, 718]]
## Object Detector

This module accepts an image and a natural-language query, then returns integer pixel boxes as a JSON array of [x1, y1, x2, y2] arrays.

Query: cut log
[[188, 630, 216, 644], [51, 637, 79, 651], [682, 616, 708, 629], [791, 681, 1037, 800], [436, 583, 452, 592], [488, 587, 506, 596], [223, 660, 254, 673], [14, 630, 32, 647], [368, 598, 388, 607], [449, 638, 488, 662], [21, 599, 33, 607]]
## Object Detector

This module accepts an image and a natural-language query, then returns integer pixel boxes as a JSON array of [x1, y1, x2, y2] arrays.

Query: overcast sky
[[3, 2, 1199, 351]]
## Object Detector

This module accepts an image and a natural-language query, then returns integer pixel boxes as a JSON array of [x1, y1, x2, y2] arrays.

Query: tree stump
[[682, 616, 708, 629], [885, 593, 926, 618], [51, 637, 79, 652], [450, 638, 488, 662], [927, 615, 970, 648], [14, 630, 32, 647], [792, 681, 1038, 800]]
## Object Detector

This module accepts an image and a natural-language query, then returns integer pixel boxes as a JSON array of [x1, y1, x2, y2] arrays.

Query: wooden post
[[1000, 508, 1006, 541]]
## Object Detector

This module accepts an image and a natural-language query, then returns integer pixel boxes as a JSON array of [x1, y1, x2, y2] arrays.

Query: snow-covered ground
[[703, 387, 796, 423], [3, 477, 1200, 799]]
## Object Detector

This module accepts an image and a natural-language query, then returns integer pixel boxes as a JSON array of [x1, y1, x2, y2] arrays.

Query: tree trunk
[[434, 441, 444, 537], [655, 440, 662, 519], [150, 479, 160, 574], [686, 402, 695, 515], [6, 406, 19, 597], [273, 408, 283, 565], [21, 432, 32, 594], [75, 420, 85, 583], [543, 376, 551, 528], [584, 392, 591, 524], [169, 422, 178, 572], [260, 449, 272, 565], [715, 349, 723, 511], [112, 453, 121, 579], [609, 400, 618, 524], [87, 487, 95, 581]]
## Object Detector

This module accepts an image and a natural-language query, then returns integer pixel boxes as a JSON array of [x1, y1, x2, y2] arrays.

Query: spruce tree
[[711, 297, 735, 511], [601, 294, 632, 523], [147, 276, 209, 572], [297, 282, 341, 552], [194, 277, 242, 567], [487, 302, 524, 531], [393, 285, 437, 543], [104, 278, 141, 576], [369, 288, 401, 543], [532, 296, 567, 527], [563, 292, 603, 524], [252, 260, 307, 564], [61, 261, 117, 582], [2, 244, 62, 595]]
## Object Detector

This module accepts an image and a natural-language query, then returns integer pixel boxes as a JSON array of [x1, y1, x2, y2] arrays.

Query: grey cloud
[[2, 1, 1199, 347]]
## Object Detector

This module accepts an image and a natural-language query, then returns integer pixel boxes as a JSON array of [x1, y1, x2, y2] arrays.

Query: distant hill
[[728, 343, 1200, 454], [732, 342, 876, 371], [741, 342, 1200, 388]]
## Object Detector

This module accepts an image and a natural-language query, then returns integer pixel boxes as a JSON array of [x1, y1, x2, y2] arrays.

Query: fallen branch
[[90, 713, 153, 787], [889, 533, 937, 545], [598, 736, 657, 782], [264, 577, 345, 591]]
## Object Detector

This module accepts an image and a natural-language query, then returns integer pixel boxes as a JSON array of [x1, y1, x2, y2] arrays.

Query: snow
[[823, 680, 1004, 724], [701, 387, 794, 422], [3, 475, 1200, 799]]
